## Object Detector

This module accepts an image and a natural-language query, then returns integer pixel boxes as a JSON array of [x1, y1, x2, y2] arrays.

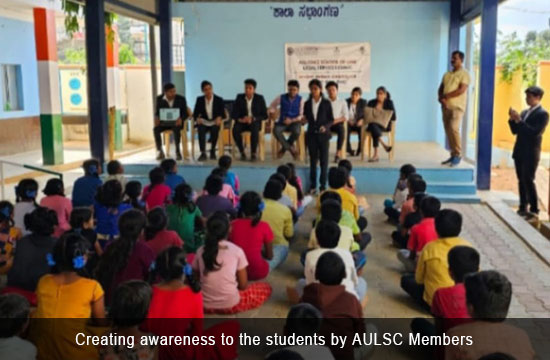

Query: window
[[1, 64, 24, 111], [172, 19, 185, 67]]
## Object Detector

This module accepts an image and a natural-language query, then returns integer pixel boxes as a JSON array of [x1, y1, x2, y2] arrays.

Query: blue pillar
[[159, 0, 173, 85], [476, 0, 498, 190], [85, 0, 109, 165], [449, 0, 461, 61]]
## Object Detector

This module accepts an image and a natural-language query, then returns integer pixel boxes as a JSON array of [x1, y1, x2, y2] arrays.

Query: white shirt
[[246, 96, 253, 118], [0, 336, 37, 360], [312, 97, 322, 121], [304, 247, 359, 297], [330, 97, 349, 121], [163, 95, 174, 108], [205, 96, 213, 119], [349, 102, 357, 121], [522, 104, 541, 122]]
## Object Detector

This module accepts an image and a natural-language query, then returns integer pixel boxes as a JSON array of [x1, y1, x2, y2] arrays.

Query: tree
[[119, 44, 137, 65], [497, 29, 550, 86], [61, 48, 86, 64]]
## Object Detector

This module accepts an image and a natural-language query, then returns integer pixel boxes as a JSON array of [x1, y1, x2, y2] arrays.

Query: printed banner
[[285, 42, 371, 93]]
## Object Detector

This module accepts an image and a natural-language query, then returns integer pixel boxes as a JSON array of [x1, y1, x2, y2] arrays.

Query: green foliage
[[118, 44, 137, 65], [497, 30, 550, 86], [60, 48, 86, 64], [61, 0, 116, 43]]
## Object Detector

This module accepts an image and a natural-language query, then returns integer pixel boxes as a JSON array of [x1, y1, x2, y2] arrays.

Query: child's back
[[0, 294, 37, 360], [72, 175, 102, 207]]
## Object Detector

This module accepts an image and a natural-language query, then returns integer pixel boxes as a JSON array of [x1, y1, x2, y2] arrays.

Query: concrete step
[[426, 181, 477, 195], [430, 193, 481, 204]]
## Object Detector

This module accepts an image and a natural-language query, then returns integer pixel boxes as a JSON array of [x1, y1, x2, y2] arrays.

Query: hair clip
[[46, 253, 56, 267], [88, 165, 98, 175], [183, 263, 193, 277], [72, 255, 86, 269], [258, 201, 265, 212], [25, 190, 37, 198], [0, 207, 10, 218], [73, 227, 82, 235], [149, 261, 156, 272]]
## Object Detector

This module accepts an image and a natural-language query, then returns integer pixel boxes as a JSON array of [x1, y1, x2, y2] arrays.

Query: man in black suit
[[509, 86, 549, 220], [231, 79, 267, 161], [193, 81, 225, 161], [153, 83, 191, 160], [304, 79, 334, 194], [346, 87, 367, 156]]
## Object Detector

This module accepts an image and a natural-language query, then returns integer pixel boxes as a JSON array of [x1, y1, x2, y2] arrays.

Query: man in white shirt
[[326, 81, 349, 163]]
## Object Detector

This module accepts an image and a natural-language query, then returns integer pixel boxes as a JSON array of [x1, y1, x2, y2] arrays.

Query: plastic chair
[[231, 119, 267, 161], [361, 122, 395, 161]]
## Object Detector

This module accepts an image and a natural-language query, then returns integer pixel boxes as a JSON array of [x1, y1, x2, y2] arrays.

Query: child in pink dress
[[40, 178, 72, 237]]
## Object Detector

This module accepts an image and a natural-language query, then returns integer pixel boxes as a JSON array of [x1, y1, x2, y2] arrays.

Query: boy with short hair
[[384, 164, 416, 223], [392, 192, 427, 249], [446, 271, 535, 360], [160, 158, 185, 195], [277, 164, 298, 209], [0, 293, 37, 358], [106, 160, 127, 189], [72, 159, 103, 207], [399, 174, 426, 226], [401, 209, 471, 310], [397, 196, 441, 272], [318, 167, 360, 220]]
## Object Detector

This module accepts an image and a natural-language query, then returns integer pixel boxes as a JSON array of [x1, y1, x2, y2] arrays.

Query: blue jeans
[[267, 245, 289, 270]]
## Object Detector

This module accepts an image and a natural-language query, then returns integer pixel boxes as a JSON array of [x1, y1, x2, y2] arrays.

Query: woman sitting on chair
[[366, 86, 396, 162]]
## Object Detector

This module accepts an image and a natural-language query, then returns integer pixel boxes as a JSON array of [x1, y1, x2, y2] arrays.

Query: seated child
[[229, 191, 274, 280], [192, 212, 272, 314], [95, 210, 154, 305], [160, 158, 186, 197], [392, 182, 427, 249], [100, 280, 156, 360], [30, 232, 105, 360], [72, 159, 103, 208], [317, 167, 361, 222], [106, 160, 127, 189], [338, 159, 369, 212], [292, 220, 367, 306], [277, 165, 298, 209], [94, 180, 132, 254], [397, 196, 441, 272], [146, 247, 239, 360], [384, 164, 416, 223], [446, 271, 535, 360], [196, 175, 237, 218], [124, 181, 146, 212], [144, 207, 183, 257], [0, 294, 36, 359], [13, 179, 38, 237], [300, 251, 372, 360], [286, 162, 312, 214], [166, 184, 205, 255], [219, 155, 240, 195], [68, 207, 98, 272], [401, 209, 472, 310], [142, 167, 172, 210], [209, 167, 237, 206], [0, 201, 21, 274], [261, 180, 294, 270], [398, 174, 426, 226], [40, 178, 72, 237], [6, 207, 57, 295], [307, 199, 358, 253]]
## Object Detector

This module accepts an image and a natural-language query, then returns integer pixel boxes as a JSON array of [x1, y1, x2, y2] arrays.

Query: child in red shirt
[[229, 191, 274, 280], [392, 174, 426, 248], [142, 167, 172, 210], [144, 207, 183, 257], [397, 196, 441, 272]]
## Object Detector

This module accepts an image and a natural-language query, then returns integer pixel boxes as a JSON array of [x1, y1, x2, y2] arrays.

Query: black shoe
[[210, 151, 217, 160], [197, 153, 207, 162], [320, 187, 326, 192], [441, 157, 453, 165], [347, 149, 355, 157], [240, 153, 247, 161], [251, 154, 257, 162], [176, 152, 183, 161], [516, 209, 528, 217], [156, 150, 165, 160]]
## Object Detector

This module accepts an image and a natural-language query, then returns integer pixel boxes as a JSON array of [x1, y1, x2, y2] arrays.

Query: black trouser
[[347, 123, 362, 152], [307, 133, 330, 190], [400, 274, 430, 312], [330, 123, 345, 152], [153, 125, 181, 153], [367, 123, 386, 148], [273, 122, 301, 151], [232, 120, 261, 155], [384, 207, 401, 223], [514, 156, 540, 214], [198, 124, 220, 154]]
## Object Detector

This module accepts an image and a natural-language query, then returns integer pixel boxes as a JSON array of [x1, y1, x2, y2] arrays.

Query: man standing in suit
[[153, 83, 191, 160], [346, 87, 367, 156], [193, 81, 225, 161], [231, 79, 268, 161], [304, 79, 334, 194], [509, 86, 549, 220]]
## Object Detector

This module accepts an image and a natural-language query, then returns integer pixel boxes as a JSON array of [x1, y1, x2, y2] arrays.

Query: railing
[[0, 160, 63, 200]]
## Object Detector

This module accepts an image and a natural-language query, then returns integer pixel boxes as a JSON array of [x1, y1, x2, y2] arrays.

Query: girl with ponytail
[[144, 207, 183, 257], [229, 191, 274, 280], [193, 211, 272, 314]]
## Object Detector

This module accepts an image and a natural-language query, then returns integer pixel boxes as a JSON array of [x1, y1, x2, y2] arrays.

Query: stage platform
[[119, 141, 479, 203]]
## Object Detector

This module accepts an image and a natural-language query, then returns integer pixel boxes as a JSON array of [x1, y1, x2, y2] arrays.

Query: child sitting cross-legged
[[99, 280, 157, 360], [0, 294, 36, 359], [40, 178, 72, 237], [289, 220, 367, 308], [219, 155, 240, 196], [123, 181, 146, 212], [229, 192, 274, 280], [384, 164, 416, 224], [30, 232, 106, 360], [400, 209, 472, 311], [144, 207, 183, 258], [338, 159, 370, 213], [397, 196, 441, 272], [72, 159, 102, 208], [13, 179, 39, 237], [196, 175, 237, 218], [392, 182, 427, 249], [208, 167, 237, 206], [192, 212, 272, 314], [106, 160, 127, 189], [67, 207, 98, 273], [142, 167, 172, 210], [160, 158, 185, 196]]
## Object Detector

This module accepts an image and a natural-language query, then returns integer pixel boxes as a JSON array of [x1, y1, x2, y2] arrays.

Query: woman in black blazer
[[303, 79, 334, 193], [366, 86, 396, 162], [346, 87, 367, 156]]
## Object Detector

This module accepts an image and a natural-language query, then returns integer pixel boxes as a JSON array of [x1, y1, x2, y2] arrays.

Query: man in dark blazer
[[304, 79, 334, 194], [193, 80, 225, 161], [231, 79, 267, 161], [154, 83, 191, 160], [346, 87, 367, 156], [509, 86, 549, 219]]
